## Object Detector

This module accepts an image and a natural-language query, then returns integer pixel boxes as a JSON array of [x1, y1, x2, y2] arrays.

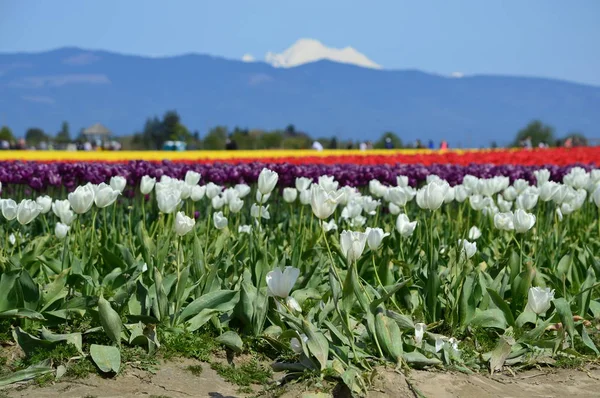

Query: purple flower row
[[0, 161, 594, 193]]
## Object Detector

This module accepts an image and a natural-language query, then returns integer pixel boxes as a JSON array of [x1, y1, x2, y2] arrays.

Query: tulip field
[[1, 148, 600, 395]]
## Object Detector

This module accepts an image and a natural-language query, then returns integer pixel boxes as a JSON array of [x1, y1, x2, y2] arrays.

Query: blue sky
[[1, 0, 599, 85]]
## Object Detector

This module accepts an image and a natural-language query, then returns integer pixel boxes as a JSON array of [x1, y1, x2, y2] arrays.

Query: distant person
[[523, 136, 532, 149], [366, 141, 373, 150], [83, 141, 92, 151], [359, 142, 367, 151], [1, 140, 9, 150], [440, 140, 448, 150], [384, 137, 393, 149], [225, 138, 238, 150], [346, 143, 353, 149], [415, 139, 423, 149], [312, 141, 324, 151], [428, 140, 434, 149], [564, 137, 573, 148]]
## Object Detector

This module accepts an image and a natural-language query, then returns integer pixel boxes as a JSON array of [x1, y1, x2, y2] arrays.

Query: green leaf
[[470, 308, 507, 330], [216, 331, 243, 353], [303, 320, 329, 371], [40, 268, 69, 311], [489, 330, 515, 375], [0, 361, 53, 387], [374, 312, 403, 364], [385, 310, 415, 330], [41, 327, 83, 354], [90, 344, 121, 374], [487, 288, 515, 327], [0, 308, 45, 320], [98, 295, 123, 346], [12, 327, 55, 357], [580, 324, 599, 355], [556, 254, 571, 279], [180, 289, 240, 321], [402, 351, 442, 366], [515, 310, 537, 328], [369, 279, 409, 312], [0, 270, 20, 312], [552, 298, 576, 344]]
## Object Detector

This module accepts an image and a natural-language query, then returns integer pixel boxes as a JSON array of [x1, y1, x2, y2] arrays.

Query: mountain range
[[1, 46, 599, 147]]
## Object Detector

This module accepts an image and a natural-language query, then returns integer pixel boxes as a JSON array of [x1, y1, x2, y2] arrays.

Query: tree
[[0, 126, 14, 141], [511, 120, 555, 148], [203, 126, 228, 150], [374, 131, 403, 149], [55, 121, 71, 144], [25, 128, 48, 146]]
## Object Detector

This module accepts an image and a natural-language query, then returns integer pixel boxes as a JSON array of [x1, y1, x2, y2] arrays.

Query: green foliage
[[374, 131, 403, 149], [511, 120, 555, 147], [25, 128, 48, 147], [55, 121, 71, 144], [185, 364, 203, 376], [203, 126, 228, 150], [0, 126, 14, 141], [210, 359, 272, 387]]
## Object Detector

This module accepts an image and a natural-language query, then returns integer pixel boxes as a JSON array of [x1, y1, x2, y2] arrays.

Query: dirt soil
[[2, 360, 600, 398]]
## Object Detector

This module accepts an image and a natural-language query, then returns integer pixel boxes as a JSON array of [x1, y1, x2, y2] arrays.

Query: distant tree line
[[0, 111, 591, 150]]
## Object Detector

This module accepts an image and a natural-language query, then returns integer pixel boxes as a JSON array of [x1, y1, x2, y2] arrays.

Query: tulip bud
[[396, 213, 417, 238], [68, 185, 95, 214], [109, 176, 127, 193], [526, 286, 555, 315], [257, 168, 279, 195], [1, 198, 18, 221], [55, 222, 70, 239], [184, 170, 201, 186], [282, 187, 298, 203], [17, 199, 42, 225], [458, 239, 477, 259], [513, 209, 536, 233], [140, 175, 156, 195], [365, 227, 390, 251], [213, 211, 228, 230], [94, 183, 120, 208], [340, 230, 368, 262], [190, 185, 206, 202], [156, 188, 181, 214], [416, 181, 449, 211], [36, 195, 52, 214], [229, 197, 244, 213], [295, 177, 312, 192]]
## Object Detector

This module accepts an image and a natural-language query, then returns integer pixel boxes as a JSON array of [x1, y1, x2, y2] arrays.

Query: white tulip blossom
[[205, 182, 223, 199], [251, 203, 270, 219], [258, 168, 279, 195], [494, 212, 515, 231], [55, 222, 70, 239], [593, 186, 600, 208], [140, 175, 156, 194], [94, 183, 120, 208], [299, 189, 311, 205], [266, 266, 301, 312], [497, 195, 513, 212], [1, 198, 18, 220], [295, 177, 312, 192], [515, 192, 538, 211], [211, 195, 225, 210], [173, 211, 195, 236], [290, 334, 308, 354], [454, 185, 469, 203], [156, 188, 182, 214], [388, 203, 401, 215], [513, 209, 536, 233], [502, 186, 518, 201], [255, 190, 271, 204], [468, 226, 481, 240], [228, 197, 244, 213], [526, 286, 555, 316], [109, 175, 127, 193], [36, 196, 52, 214], [534, 169, 551, 186], [414, 323, 426, 346], [238, 225, 252, 234], [184, 170, 201, 186], [365, 227, 390, 251], [310, 184, 343, 220], [283, 187, 298, 203], [318, 175, 339, 192], [321, 219, 338, 232], [387, 186, 409, 206], [68, 184, 95, 214], [396, 175, 409, 188], [340, 230, 368, 262], [234, 184, 251, 198], [396, 213, 417, 238], [17, 199, 43, 225], [416, 181, 449, 211], [213, 211, 228, 229], [513, 179, 530, 194], [458, 239, 477, 259], [190, 185, 206, 201]]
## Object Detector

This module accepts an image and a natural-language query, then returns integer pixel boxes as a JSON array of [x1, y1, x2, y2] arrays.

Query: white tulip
[[213, 211, 228, 229], [396, 175, 409, 188], [414, 323, 426, 346], [321, 219, 338, 232], [211, 195, 225, 210], [8, 233, 16, 245], [563, 167, 590, 190], [497, 194, 513, 212], [17, 199, 42, 225], [388, 203, 401, 215], [234, 184, 251, 198], [494, 212, 514, 231], [526, 286, 555, 315], [396, 213, 417, 238], [443, 186, 455, 203], [222, 188, 239, 204], [94, 183, 120, 208], [156, 188, 181, 214], [341, 201, 362, 220], [365, 227, 390, 251], [140, 175, 156, 194], [251, 203, 270, 219], [255, 191, 271, 204], [555, 206, 563, 222], [369, 180, 388, 198], [458, 239, 477, 259], [299, 189, 311, 205], [295, 177, 312, 192], [290, 334, 308, 354], [1, 198, 18, 220], [468, 226, 481, 240], [318, 175, 339, 192], [184, 170, 201, 186], [502, 186, 518, 201], [68, 185, 95, 214], [229, 197, 244, 213], [416, 181, 449, 211], [387, 186, 408, 206], [515, 192, 538, 211], [173, 211, 195, 236], [191, 185, 206, 201], [454, 185, 469, 203], [462, 175, 479, 193], [283, 187, 298, 203], [513, 179, 529, 194], [258, 168, 279, 195], [534, 169, 551, 187], [266, 266, 299, 298], [513, 209, 536, 233], [55, 222, 70, 239], [36, 196, 52, 214], [109, 176, 127, 193], [238, 225, 252, 234], [310, 184, 342, 220], [593, 186, 600, 208], [205, 182, 222, 199], [361, 196, 380, 215], [340, 230, 368, 262]]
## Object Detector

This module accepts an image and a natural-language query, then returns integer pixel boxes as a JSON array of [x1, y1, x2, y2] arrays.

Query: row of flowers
[[0, 160, 597, 193], [0, 147, 598, 165]]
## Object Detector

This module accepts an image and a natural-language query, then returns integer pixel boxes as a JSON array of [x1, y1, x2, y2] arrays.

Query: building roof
[[83, 123, 111, 136]]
